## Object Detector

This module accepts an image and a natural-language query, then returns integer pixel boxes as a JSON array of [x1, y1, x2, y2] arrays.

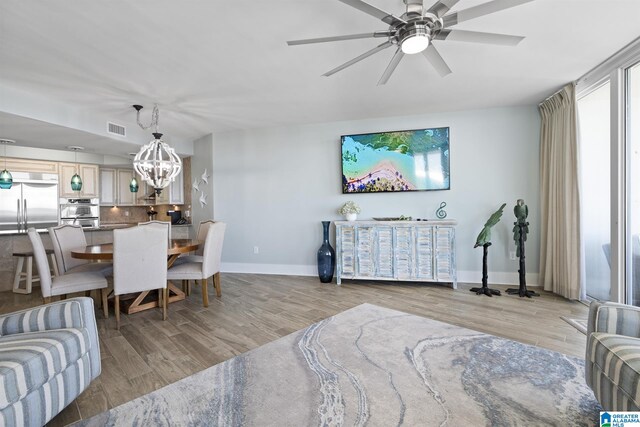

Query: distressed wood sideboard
[[335, 220, 457, 288]]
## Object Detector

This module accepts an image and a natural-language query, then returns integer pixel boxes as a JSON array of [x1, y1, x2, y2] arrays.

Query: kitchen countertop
[[98, 223, 192, 230], [0, 223, 192, 236]]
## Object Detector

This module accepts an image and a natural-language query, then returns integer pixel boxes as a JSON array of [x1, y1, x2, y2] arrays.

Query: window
[[578, 82, 611, 301]]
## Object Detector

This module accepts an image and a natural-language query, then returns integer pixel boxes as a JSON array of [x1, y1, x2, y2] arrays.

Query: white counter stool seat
[[12, 249, 59, 294]]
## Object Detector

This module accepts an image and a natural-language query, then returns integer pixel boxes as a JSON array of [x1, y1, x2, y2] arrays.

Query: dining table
[[70, 239, 200, 315]]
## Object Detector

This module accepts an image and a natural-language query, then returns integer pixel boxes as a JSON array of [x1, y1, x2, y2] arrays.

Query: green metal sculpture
[[506, 199, 539, 298], [471, 203, 506, 297]]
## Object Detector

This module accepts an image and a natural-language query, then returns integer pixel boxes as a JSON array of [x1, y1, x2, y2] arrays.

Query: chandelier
[[132, 104, 182, 195]]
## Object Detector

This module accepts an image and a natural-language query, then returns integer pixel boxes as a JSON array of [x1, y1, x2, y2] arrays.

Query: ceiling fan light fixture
[[401, 34, 430, 54], [400, 23, 431, 55]]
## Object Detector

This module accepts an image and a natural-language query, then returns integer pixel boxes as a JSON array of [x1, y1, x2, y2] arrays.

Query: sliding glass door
[[578, 82, 612, 301], [626, 62, 640, 305]]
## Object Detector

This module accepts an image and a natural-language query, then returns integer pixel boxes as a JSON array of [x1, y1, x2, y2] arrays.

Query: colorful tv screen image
[[341, 127, 450, 193]]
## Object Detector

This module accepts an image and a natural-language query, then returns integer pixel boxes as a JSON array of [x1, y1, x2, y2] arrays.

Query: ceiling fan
[[287, 0, 534, 85]]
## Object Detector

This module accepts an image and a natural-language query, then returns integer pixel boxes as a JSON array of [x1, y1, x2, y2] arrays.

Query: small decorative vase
[[317, 221, 335, 283], [345, 213, 357, 221]]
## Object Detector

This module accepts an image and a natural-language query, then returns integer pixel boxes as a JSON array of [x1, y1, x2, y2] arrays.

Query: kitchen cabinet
[[169, 169, 184, 204], [5, 158, 58, 174], [99, 167, 184, 206], [116, 170, 136, 206], [99, 169, 116, 205], [154, 168, 183, 205], [100, 168, 155, 206], [59, 163, 99, 198]]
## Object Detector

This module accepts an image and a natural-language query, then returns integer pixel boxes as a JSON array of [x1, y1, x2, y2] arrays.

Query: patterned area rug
[[79, 304, 601, 426]]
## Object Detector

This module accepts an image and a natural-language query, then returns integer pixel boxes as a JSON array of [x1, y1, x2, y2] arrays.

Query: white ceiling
[[0, 0, 639, 149]]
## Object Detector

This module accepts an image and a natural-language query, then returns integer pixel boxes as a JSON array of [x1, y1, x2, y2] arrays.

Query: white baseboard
[[457, 271, 540, 287], [221, 263, 540, 287], [222, 262, 317, 277]]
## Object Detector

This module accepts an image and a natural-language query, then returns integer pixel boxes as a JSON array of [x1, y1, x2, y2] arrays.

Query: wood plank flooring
[[0, 274, 589, 426]]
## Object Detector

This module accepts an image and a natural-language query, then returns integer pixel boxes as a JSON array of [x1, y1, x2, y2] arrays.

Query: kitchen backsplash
[[100, 204, 190, 224]]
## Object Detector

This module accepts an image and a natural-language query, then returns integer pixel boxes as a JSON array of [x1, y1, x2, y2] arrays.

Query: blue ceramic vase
[[317, 221, 335, 283]]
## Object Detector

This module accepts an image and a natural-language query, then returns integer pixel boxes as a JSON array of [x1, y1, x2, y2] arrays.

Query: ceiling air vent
[[107, 122, 126, 137]]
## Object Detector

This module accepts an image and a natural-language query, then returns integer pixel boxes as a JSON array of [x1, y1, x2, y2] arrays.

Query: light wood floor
[[0, 274, 589, 426]]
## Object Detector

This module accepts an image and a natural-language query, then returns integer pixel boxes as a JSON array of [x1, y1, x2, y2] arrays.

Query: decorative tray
[[372, 216, 412, 221]]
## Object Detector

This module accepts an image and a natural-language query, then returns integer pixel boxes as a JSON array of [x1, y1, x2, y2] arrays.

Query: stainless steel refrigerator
[[0, 172, 59, 234]]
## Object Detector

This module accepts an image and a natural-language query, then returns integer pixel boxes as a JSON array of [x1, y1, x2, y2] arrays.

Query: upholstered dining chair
[[175, 219, 215, 266], [138, 220, 171, 243], [49, 224, 113, 276], [167, 222, 226, 307], [113, 222, 169, 329], [28, 228, 109, 318]]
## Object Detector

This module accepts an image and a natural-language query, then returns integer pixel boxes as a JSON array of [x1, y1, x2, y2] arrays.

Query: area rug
[[561, 316, 588, 335], [78, 303, 600, 426]]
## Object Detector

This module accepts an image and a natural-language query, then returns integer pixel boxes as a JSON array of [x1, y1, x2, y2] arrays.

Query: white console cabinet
[[335, 220, 457, 287]]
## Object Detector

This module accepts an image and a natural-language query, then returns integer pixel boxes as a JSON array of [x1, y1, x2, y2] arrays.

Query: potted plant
[[338, 201, 361, 221]]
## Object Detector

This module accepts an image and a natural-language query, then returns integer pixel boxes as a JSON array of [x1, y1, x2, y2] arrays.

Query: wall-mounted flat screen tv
[[341, 127, 450, 193]]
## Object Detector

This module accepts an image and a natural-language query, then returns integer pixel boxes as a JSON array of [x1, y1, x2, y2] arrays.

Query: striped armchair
[[0, 298, 101, 427], [586, 301, 640, 411]]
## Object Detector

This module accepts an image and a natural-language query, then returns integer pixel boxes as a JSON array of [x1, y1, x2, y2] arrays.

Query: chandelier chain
[[136, 104, 160, 133]]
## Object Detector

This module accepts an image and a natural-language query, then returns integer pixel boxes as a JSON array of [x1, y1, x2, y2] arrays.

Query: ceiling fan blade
[[425, 0, 460, 18], [443, 0, 534, 27], [422, 44, 452, 77], [378, 47, 405, 85], [323, 41, 393, 77], [435, 29, 524, 46], [338, 0, 407, 27], [287, 31, 392, 46]]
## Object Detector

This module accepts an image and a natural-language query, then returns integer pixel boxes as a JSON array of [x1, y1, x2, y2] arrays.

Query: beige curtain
[[539, 83, 581, 299]]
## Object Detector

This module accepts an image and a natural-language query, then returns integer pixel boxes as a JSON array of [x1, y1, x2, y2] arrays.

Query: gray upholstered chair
[[175, 219, 215, 265], [49, 224, 113, 276], [113, 222, 169, 329], [0, 297, 101, 427], [28, 228, 109, 318], [167, 222, 226, 307], [586, 300, 640, 410]]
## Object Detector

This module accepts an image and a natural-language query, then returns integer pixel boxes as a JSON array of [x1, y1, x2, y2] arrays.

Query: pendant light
[[129, 176, 139, 193], [68, 146, 84, 192], [0, 139, 15, 190], [132, 104, 182, 195]]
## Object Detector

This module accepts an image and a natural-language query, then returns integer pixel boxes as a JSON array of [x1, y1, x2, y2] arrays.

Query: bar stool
[[12, 249, 59, 294]]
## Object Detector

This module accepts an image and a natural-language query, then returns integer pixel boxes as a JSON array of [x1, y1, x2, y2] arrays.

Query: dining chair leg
[[201, 279, 209, 308], [182, 280, 186, 293], [163, 286, 168, 321], [115, 295, 120, 330], [213, 272, 222, 297], [187, 281, 191, 296], [101, 288, 109, 319]]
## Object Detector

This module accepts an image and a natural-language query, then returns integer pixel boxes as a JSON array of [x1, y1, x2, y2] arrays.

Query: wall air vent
[[107, 122, 126, 137]]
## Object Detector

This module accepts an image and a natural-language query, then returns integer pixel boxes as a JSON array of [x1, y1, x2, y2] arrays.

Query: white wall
[[190, 134, 215, 238], [211, 106, 541, 285]]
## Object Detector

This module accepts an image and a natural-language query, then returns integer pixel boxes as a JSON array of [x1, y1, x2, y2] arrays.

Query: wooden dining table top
[[70, 239, 201, 261]]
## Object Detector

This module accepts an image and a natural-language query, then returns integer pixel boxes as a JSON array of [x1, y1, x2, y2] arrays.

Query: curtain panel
[[539, 83, 582, 300]]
